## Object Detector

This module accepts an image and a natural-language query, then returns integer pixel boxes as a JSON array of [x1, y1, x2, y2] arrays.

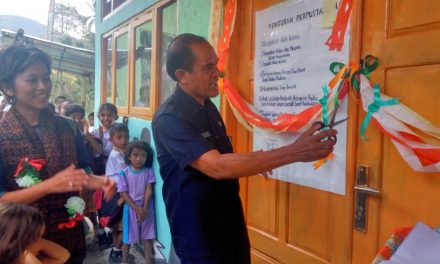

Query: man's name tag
[[201, 131, 212, 138]]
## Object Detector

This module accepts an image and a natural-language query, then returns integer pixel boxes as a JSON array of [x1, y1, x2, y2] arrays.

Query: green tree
[[51, 71, 95, 114], [47, 1, 96, 113], [49, 1, 95, 50]]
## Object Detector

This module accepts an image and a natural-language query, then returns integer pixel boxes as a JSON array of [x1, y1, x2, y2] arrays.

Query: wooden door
[[351, 0, 440, 263], [223, 1, 354, 263]]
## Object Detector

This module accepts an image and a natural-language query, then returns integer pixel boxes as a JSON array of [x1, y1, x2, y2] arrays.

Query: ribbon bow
[[58, 213, 84, 230], [14, 158, 45, 177], [58, 196, 85, 230]]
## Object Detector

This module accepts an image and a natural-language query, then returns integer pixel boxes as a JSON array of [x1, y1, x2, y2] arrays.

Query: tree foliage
[[51, 1, 95, 50], [48, 0, 96, 114], [51, 71, 95, 114]]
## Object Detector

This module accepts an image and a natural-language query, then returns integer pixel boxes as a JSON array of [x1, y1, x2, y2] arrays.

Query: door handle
[[354, 186, 380, 195], [354, 166, 380, 232]]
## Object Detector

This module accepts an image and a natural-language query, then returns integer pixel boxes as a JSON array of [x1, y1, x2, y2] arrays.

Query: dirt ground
[[83, 229, 145, 264]]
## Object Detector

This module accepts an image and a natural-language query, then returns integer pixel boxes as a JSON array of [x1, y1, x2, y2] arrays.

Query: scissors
[[315, 104, 349, 143]]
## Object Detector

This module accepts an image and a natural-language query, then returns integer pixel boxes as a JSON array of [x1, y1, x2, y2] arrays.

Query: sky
[[0, 0, 94, 25]]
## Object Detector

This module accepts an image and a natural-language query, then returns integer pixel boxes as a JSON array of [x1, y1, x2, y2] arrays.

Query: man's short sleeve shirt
[[152, 87, 247, 260]]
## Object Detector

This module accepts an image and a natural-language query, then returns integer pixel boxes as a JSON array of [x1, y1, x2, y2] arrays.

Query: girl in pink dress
[[118, 141, 156, 264]]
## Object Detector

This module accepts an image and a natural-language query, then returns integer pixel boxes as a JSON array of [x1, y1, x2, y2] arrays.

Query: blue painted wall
[[94, 0, 214, 262]]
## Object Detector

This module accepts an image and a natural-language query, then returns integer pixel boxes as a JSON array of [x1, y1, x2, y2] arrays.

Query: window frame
[[129, 12, 156, 117], [101, 0, 177, 119], [102, 0, 131, 20]]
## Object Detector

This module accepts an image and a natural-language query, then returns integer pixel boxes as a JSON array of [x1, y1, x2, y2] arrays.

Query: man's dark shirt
[[152, 86, 250, 263]]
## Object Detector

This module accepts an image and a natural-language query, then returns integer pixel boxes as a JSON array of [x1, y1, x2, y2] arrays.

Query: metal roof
[[0, 29, 95, 77]]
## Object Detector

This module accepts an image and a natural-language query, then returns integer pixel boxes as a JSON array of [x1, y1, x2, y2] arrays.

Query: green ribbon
[[19, 163, 42, 185], [351, 55, 380, 92], [329, 62, 346, 75], [67, 208, 76, 217], [329, 55, 379, 92], [319, 84, 330, 126], [360, 84, 399, 140]]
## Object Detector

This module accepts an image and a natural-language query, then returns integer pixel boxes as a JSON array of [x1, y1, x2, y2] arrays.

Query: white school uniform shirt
[[105, 149, 126, 185], [91, 127, 113, 157]]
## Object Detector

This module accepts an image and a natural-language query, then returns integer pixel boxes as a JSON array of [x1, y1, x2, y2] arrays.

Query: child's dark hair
[[98, 103, 118, 116], [0, 202, 45, 264], [108, 123, 129, 138], [124, 140, 154, 168], [65, 103, 85, 117], [55, 95, 67, 101], [88, 112, 94, 118]]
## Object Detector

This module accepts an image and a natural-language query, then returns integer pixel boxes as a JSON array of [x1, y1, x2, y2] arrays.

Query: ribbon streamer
[[325, 0, 353, 51], [319, 85, 330, 126], [217, 0, 237, 72], [359, 75, 440, 172], [360, 84, 399, 140], [215, 0, 440, 172]]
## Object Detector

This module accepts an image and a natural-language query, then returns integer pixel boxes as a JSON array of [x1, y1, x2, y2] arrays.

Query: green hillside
[[0, 15, 46, 39]]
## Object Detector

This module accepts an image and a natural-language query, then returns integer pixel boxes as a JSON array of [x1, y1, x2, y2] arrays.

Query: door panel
[[225, 0, 352, 263], [352, 0, 440, 263], [247, 177, 278, 235]]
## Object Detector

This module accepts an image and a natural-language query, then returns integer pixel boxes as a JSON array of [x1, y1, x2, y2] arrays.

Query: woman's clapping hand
[[45, 164, 89, 193]]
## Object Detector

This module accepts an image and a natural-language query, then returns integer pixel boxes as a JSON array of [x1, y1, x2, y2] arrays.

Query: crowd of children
[[69, 100, 156, 264], [7, 98, 156, 264]]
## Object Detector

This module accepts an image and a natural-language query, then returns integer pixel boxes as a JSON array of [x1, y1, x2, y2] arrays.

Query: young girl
[[118, 141, 156, 264], [91, 103, 118, 250], [0, 202, 70, 264], [91, 103, 118, 174]]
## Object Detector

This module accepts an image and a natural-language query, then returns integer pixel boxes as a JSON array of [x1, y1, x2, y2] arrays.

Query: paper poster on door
[[253, 0, 349, 195]]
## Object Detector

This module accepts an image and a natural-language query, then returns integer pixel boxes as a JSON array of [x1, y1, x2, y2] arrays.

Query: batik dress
[[0, 107, 89, 263]]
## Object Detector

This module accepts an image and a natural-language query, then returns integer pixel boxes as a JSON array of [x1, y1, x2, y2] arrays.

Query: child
[[65, 104, 102, 226], [103, 123, 130, 262], [59, 100, 73, 116], [64, 103, 85, 126], [54, 95, 67, 114], [118, 141, 156, 264], [65, 104, 105, 162], [0, 202, 70, 264], [91, 103, 118, 175], [88, 112, 95, 133]]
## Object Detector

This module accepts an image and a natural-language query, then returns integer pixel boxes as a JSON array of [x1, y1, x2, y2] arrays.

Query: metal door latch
[[354, 166, 380, 232]]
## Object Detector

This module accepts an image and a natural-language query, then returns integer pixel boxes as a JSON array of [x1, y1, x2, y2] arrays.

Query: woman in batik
[[0, 44, 115, 264]]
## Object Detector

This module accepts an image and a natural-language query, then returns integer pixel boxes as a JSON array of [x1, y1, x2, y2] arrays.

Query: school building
[[93, 0, 440, 263]]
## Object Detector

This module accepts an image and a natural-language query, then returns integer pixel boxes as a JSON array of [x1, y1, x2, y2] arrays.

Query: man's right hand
[[287, 123, 338, 162]]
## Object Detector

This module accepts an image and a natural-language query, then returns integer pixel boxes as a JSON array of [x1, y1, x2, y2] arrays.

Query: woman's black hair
[[124, 140, 154, 168], [0, 44, 52, 101], [47, 102, 56, 113]]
